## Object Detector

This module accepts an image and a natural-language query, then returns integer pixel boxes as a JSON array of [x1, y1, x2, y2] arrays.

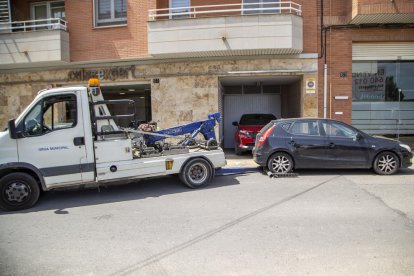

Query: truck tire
[[179, 158, 213, 189], [0, 172, 40, 211]]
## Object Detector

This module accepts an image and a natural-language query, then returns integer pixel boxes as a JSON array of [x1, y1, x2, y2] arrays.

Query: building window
[[95, 0, 127, 27], [170, 0, 190, 19], [243, 0, 280, 15], [352, 61, 414, 102], [31, 1, 65, 20], [30, 1, 65, 30]]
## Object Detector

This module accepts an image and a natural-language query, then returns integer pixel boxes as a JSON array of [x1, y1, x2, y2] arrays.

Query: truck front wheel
[[0, 173, 40, 211], [179, 158, 213, 189]]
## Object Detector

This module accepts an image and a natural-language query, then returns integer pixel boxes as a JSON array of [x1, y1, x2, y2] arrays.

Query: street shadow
[[259, 167, 414, 177], [295, 168, 414, 176], [0, 175, 240, 215]]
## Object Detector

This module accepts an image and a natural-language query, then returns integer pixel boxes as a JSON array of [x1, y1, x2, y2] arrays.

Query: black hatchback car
[[253, 118, 413, 175]]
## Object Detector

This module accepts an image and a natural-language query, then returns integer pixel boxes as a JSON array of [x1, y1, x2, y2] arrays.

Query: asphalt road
[[1, 168, 414, 275]]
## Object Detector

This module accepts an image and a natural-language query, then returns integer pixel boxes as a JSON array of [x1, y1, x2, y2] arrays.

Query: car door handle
[[329, 142, 335, 148], [74, 137, 85, 146]]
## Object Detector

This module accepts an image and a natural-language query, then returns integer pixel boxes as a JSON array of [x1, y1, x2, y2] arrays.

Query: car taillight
[[256, 126, 274, 148]]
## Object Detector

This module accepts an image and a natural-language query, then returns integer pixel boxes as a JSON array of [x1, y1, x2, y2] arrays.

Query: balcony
[[147, 2, 303, 58], [0, 18, 69, 69], [350, 0, 414, 24]]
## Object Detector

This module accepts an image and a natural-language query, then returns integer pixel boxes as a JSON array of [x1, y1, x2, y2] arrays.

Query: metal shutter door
[[223, 94, 281, 148]]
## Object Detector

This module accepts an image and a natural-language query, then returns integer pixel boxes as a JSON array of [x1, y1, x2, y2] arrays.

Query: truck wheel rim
[[271, 156, 290, 173], [5, 182, 30, 204], [378, 154, 396, 173], [188, 163, 208, 184]]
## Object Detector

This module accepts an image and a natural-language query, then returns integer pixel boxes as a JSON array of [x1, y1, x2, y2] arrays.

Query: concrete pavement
[[1, 167, 414, 275]]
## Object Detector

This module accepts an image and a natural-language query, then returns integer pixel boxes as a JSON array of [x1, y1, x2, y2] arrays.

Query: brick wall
[[67, 0, 156, 62], [318, 26, 414, 123], [353, 0, 414, 16], [10, 0, 319, 62]]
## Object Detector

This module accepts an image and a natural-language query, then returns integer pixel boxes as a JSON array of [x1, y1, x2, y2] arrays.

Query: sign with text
[[352, 67, 385, 101], [67, 66, 136, 82]]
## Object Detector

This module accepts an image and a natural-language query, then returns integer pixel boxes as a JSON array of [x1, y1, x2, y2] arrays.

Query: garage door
[[223, 94, 281, 148]]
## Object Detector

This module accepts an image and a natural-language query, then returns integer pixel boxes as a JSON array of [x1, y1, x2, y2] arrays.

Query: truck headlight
[[399, 143, 412, 153]]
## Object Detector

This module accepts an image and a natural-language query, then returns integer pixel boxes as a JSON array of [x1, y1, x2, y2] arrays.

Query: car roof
[[272, 118, 346, 124]]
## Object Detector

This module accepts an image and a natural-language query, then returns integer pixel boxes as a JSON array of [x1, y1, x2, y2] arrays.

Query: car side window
[[322, 121, 356, 138], [290, 121, 320, 136], [280, 122, 292, 132], [23, 94, 77, 137]]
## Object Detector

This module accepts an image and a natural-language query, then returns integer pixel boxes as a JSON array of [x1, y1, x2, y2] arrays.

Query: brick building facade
[[0, 0, 413, 146]]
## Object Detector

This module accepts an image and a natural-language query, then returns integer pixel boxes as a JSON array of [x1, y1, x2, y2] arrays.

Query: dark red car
[[232, 113, 277, 155]]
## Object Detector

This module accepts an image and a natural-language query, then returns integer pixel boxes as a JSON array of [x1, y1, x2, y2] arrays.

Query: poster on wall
[[352, 67, 385, 101], [306, 78, 316, 94]]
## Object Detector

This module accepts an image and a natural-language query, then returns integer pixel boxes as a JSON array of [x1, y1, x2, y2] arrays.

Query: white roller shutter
[[352, 42, 414, 60]]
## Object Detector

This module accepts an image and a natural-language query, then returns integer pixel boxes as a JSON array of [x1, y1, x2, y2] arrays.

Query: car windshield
[[239, 114, 276, 125]]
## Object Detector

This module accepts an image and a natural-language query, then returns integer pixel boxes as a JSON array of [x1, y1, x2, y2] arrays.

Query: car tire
[[373, 151, 400, 175], [0, 172, 40, 211], [179, 158, 213, 189], [267, 152, 293, 174]]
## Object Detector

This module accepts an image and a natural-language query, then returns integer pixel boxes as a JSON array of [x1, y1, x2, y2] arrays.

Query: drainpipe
[[321, 0, 328, 118], [323, 63, 327, 118]]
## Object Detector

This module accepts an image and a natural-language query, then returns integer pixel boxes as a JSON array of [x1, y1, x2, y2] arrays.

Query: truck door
[[17, 92, 93, 187]]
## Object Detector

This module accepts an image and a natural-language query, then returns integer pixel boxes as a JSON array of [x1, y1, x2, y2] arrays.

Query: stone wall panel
[[0, 58, 317, 129]]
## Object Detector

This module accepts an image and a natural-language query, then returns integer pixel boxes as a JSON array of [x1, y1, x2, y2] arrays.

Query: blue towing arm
[[145, 113, 221, 144]]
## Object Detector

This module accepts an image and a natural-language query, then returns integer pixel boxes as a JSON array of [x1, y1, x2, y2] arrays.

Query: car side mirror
[[232, 121, 239, 126], [355, 133, 363, 141]]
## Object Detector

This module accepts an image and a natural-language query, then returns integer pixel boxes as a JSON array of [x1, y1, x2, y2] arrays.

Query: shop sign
[[306, 78, 316, 94], [352, 67, 385, 101], [67, 66, 136, 82]]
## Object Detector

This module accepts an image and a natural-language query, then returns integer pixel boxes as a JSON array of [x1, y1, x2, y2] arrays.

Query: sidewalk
[[224, 149, 258, 168]]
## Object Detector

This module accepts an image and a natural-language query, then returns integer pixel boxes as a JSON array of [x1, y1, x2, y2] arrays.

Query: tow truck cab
[[0, 80, 225, 211]]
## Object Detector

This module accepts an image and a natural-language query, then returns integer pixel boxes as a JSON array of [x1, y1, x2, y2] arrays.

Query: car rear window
[[239, 114, 276, 125], [258, 121, 275, 136]]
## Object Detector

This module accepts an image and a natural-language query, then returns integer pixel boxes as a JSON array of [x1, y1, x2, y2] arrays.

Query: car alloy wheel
[[374, 152, 399, 175], [268, 152, 293, 174]]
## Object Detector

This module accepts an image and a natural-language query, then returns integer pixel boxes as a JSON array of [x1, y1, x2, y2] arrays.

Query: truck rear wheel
[[179, 158, 213, 189], [0, 172, 40, 211]]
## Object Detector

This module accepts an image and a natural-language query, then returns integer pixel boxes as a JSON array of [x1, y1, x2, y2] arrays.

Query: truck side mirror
[[232, 121, 239, 126], [8, 119, 17, 139]]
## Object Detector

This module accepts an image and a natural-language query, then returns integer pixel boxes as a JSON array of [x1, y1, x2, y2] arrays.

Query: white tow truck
[[0, 79, 226, 211]]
